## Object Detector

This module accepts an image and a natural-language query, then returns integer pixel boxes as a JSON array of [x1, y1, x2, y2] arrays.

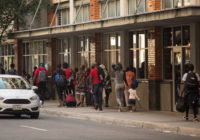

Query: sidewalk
[[41, 101, 200, 137]]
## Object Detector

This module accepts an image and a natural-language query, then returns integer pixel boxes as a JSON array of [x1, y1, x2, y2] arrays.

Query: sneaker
[[193, 117, 199, 122], [99, 106, 103, 111], [95, 105, 98, 110], [129, 110, 133, 112], [183, 116, 188, 121]]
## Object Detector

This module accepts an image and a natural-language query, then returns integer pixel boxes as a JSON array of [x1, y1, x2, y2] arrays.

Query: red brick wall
[[90, 0, 100, 20], [148, 0, 161, 12]]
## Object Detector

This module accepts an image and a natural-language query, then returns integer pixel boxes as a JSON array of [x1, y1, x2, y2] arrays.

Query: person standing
[[124, 66, 136, 111], [90, 63, 103, 111], [100, 64, 112, 107], [62, 63, 72, 95], [179, 63, 200, 121], [76, 65, 87, 107], [112, 63, 124, 112], [7, 63, 17, 75], [53, 64, 66, 107], [33, 63, 48, 105]]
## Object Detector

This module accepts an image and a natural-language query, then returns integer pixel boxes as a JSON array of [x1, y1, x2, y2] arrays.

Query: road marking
[[20, 125, 48, 132]]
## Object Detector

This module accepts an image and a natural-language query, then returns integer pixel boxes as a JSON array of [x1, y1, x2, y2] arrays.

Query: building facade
[[3, 0, 200, 111]]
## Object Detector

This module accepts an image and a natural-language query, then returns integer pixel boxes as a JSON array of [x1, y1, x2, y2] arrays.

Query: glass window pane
[[83, 6, 89, 22], [182, 26, 190, 46], [128, 0, 135, 15], [138, 34, 145, 78], [163, 28, 173, 46], [163, 48, 172, 79], [174, 27, 181, 46], [184, 0, 191, 6], [62, 10, 67, 25], [117, 0, 120, 16], [174, 0, 182, 7], [108, 1, 115, 17], [101, 3, 107, 18], [137, 0, 145, 13], [76, 7, 82, 23], [163, 0, 173, 9]]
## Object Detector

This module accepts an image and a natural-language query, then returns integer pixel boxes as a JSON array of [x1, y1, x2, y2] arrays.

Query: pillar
[[70, 36, 78, 70], [190, 23, 200, 72], [148, 27, 162, 110], [14, 39, 23, 75]]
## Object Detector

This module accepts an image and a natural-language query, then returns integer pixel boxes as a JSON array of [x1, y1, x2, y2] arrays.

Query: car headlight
[[30, 96, 38, 101], [0, 97, 4, 100]]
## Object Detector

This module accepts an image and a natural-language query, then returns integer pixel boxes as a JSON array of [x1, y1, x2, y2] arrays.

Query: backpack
[[97, 66, 105, 84], [185, 72, 199, 90], [38, 69, 47, 82], [55, 73, 66, 88]]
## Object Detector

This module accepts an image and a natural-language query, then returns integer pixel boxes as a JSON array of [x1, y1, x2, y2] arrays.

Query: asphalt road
[[0, 113, 199, 140]]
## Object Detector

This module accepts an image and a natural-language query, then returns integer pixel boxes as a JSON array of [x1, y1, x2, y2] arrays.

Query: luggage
[[176, 98, 185, 113], [65, 94, 76, 107], [185, 72, 198, 90]]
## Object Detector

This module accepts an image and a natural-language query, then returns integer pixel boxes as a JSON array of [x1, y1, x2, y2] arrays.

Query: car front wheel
[[30, 112, 39, 119]]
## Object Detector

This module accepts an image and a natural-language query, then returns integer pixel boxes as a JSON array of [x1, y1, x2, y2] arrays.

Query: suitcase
[[65, 94, 76, 107]]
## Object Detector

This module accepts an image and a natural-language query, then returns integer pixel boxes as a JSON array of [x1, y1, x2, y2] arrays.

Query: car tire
[[30, 112, 39, 119], [14, 114, 21, 118]]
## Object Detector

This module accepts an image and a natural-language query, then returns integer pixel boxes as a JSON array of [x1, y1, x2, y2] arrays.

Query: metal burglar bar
[[50, 0, 61, 27], [74, 0, 84, 23], [30, 0, 42, 29], [135, 0, 142, 14], [101, 0, 109, 19]]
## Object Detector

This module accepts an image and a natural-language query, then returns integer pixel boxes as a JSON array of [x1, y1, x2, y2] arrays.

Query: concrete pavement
[[41, 101, 200, 137]]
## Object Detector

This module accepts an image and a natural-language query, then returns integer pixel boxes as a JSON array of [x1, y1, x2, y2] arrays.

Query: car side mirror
[[32, 86, 38, 90]]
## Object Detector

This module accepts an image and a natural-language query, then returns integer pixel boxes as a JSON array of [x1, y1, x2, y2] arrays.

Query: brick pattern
[[90, 0, 100, 20], [148, 27, 162, 80], [147, 0, 161, 12]]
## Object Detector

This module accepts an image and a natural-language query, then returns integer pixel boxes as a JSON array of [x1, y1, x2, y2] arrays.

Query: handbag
[[176, 98, 185, 113]]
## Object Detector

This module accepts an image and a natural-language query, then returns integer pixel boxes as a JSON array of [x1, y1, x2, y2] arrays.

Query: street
[[0, 113, 199, 140]]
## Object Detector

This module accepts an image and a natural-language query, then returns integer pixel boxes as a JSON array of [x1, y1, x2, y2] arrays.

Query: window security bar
[[101, 0, 109, 19], [30, 0, 42, 29], [50, 0, 61, 27], [73, 0, 84, 23], [135, 0, 142, 14]]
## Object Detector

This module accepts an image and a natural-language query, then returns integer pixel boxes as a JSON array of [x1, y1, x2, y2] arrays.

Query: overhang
[[9, 6, 200, 40]]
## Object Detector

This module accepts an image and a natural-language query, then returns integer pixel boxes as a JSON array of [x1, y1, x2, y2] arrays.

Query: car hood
[[0, 89, 37, 98]]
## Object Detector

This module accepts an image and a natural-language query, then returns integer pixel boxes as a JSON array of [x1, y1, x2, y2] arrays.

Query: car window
[[0, 77, 31, 89]]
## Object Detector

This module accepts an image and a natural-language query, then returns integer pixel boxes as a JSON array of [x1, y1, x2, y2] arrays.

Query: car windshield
[[0, 77, 31, 89]]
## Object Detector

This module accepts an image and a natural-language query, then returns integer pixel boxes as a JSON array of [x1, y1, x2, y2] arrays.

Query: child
[[128, 80, 140, 112]]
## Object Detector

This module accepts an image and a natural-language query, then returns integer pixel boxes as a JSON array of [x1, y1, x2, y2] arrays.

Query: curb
[[40, 109, 200, 137]]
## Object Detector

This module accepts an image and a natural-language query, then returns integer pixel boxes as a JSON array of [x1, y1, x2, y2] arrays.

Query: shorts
[[76, 91, 85, 95], [128, 99, 136, 105]]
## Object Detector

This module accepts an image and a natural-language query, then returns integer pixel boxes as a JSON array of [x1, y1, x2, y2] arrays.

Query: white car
[[0, 74, 40, 119]]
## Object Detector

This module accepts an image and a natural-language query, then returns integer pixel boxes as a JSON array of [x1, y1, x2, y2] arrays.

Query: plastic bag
[[176, 98, 185, 113]]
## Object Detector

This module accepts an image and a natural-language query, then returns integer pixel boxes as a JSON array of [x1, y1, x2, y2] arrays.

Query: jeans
[[93, 83, 103, 108]]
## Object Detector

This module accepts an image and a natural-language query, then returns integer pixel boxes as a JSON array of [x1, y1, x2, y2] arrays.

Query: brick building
[[2, 0, 200, 111]]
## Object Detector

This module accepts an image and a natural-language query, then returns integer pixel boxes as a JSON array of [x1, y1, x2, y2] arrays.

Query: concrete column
[[120, 0, 128, 17], [190, 23, 200, 72], [48, 38, 57, 99], [95, 33, 101, 65], [120, 31, 130, 70], [70, 0, 75, 24], [148, 27, 162, 110], [14, 39, 23, 75], [70, 36, 78, 70]]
